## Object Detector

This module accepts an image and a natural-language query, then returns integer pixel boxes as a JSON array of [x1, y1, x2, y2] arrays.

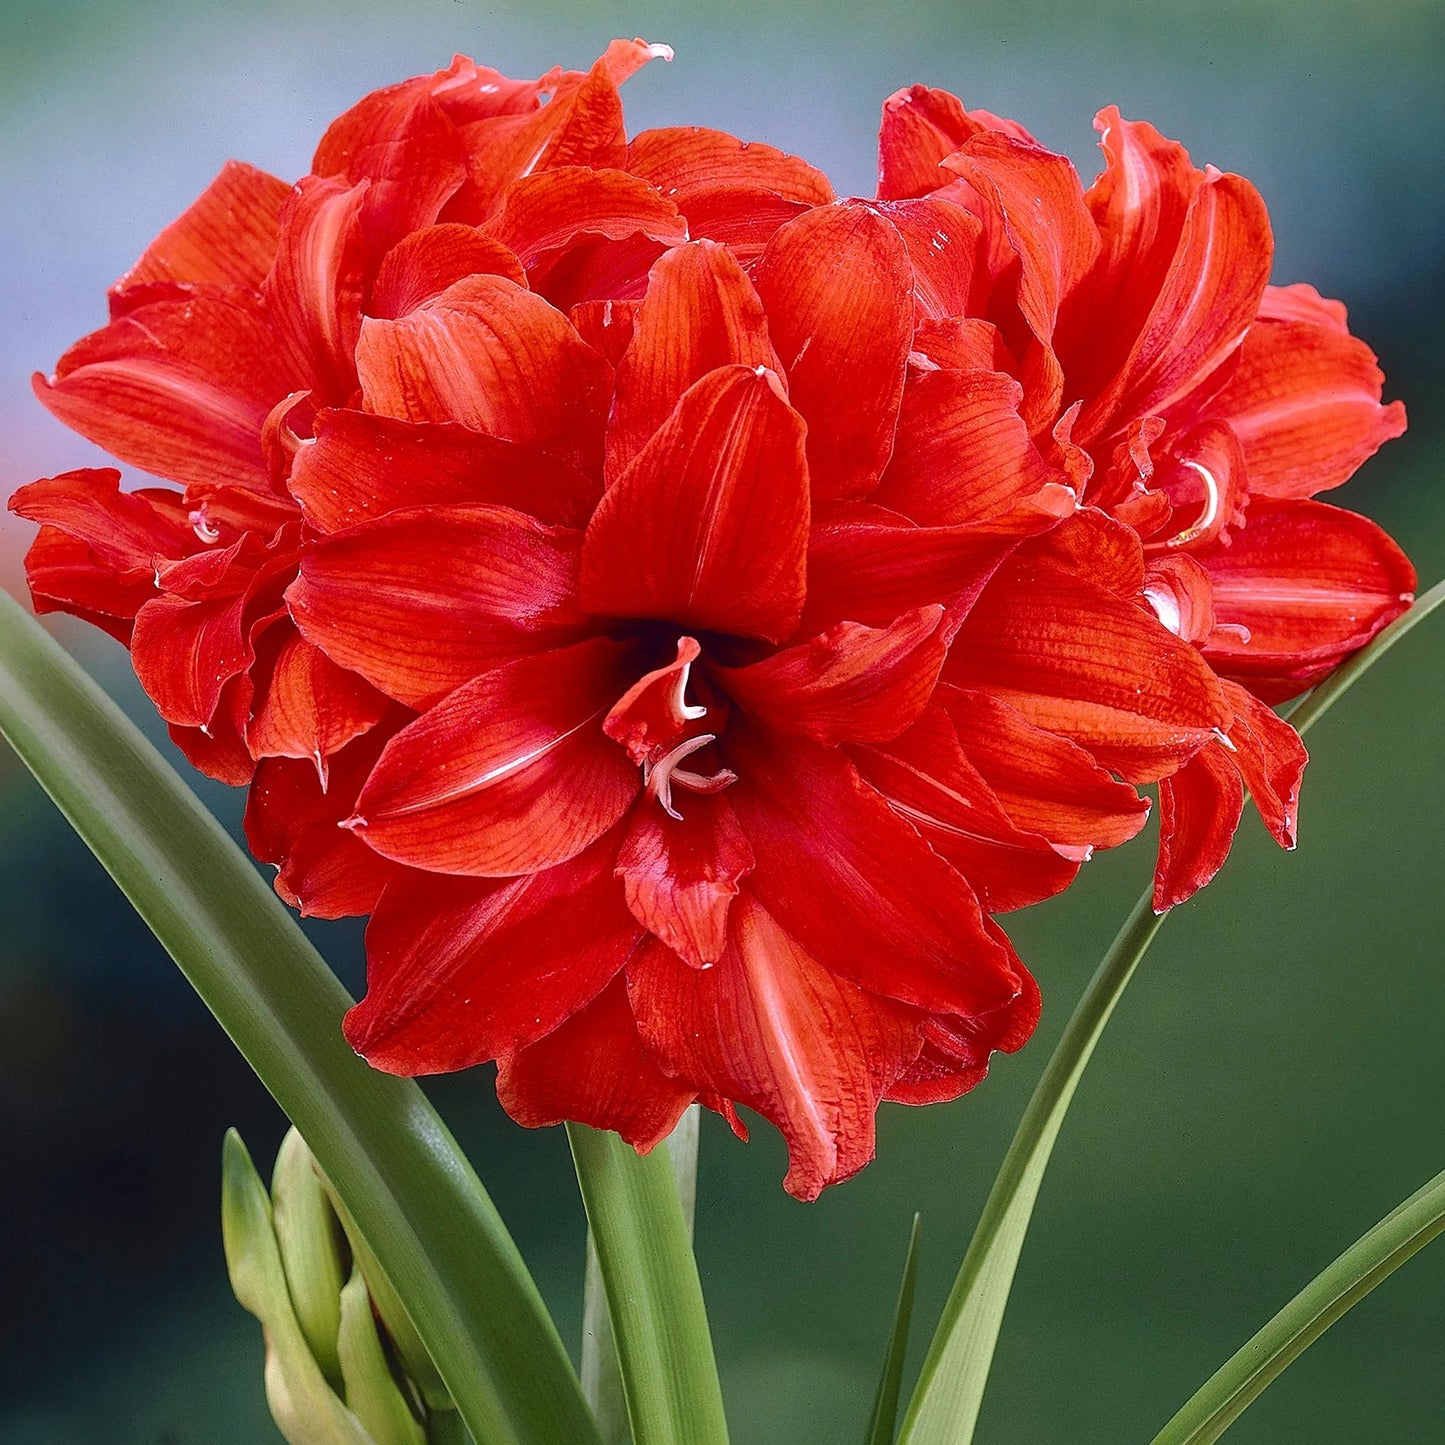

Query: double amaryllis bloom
[[10, 44, 1412, 1197]]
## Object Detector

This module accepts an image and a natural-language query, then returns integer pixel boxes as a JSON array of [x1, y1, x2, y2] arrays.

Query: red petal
[[1073, 166, 1272, 443], [1258, 282, 1348, 330], [568, 298, 638, 367], [943, 135, 1098, 348], [290, 408, 599, 533], [109, 161, 289, 306], [625, 126, 833, 263], [497, 973, 694, 1152], [603, 636, 707, 765], [369, 224, 526, 318], [355, 275, 611, 473], [877, 85, 1036, 202], [799, 503, 1070, 634], [911, 317, 1017, 372], [946, 545, 1229, 777], [246, 629, 389, 772], [244, 722, 403, 918], [850, 705, 1082, 912], [287, 504, 587, 709], [1142, 554, 1217, 645], [874, 197, 987, 320], [131, 589, 250, 729], [938, 685, 1151, 849], [9, 469, 191, 574], [484, 165, 685, 272], [580, 365, 809, 644], [726, 725, 1021, 1016], [17, 526, 154, 636], [347, 637, 639, 875], [168, 671, 255, 784], [312, 68, 469, 257], [719, 606, 948, 747], [606, 240, 779, 485], [344, 831, 641, 1070], [1199, 498, 1415, 700], [1153, 740, 1245, 911], [1146, 420, 1249, 551], [616, 793, 755, 967], [873, 367, 1073, 525], [1219, 679, 1307, 849], [752, 203, 915, 501], [263, 177, 369, 405], [34, 293, 292, 491], [1212, 314, 1407, 499], [628, 901, 922, 1200]]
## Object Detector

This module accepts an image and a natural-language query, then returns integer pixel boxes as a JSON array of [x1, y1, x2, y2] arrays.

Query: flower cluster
[[11, 43, 1411, 1197]]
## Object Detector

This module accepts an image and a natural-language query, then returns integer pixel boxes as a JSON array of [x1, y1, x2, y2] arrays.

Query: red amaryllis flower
[[284, 181, 1248, 1196], [875, 87, 1414, 909]]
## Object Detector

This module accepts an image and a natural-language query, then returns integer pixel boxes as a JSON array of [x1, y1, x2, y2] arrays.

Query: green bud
[[272, 1129, 347, 1390], [221, 1129, 378, 1445], [337, 1265, 428, 1445]]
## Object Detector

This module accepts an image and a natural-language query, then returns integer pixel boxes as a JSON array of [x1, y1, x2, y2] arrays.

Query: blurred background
[[1, 0, 1442, 1440]]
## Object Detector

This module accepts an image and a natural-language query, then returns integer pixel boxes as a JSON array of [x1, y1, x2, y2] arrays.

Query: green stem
[[581, 1107, 700, 1445], [569, 1118, 728, 1445], [0, 592, 599, 1445], [898, 576, 1445, 1445]]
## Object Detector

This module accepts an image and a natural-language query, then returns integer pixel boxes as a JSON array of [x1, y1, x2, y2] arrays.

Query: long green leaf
[[1152, 1165, 1445, 1444], [898, 576, 1445, 1445], [866, 1214, 923, 1445], [568, 1122, 729, 1445], [0, 591, 600, 1445]]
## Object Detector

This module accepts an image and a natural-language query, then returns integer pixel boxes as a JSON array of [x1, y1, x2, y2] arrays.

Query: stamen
[[643, 733, 737, 820], [1162, 460, 1221, 549], [189, 505, 221, 544]]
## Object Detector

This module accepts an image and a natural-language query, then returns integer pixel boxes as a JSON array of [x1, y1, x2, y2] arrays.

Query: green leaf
[[0, 592, 599, 1445], [866, 1213, 923, 1445], [581, 1106, 701, 1445], [1151, 1166, 1445, 1444], [898, 575, 1445, 1445], [567, 1121, 729, 1445]]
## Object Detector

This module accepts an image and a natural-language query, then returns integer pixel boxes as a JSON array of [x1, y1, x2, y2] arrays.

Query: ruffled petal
[[850, 705, 1083, 912], [606, 240, 779, 484], [625, 126, 833, 263], [580, 365, 809, 643], [1199, 498, 1416, 700], [937, 686, 1152, 849], [33, 293, 292, 491], [290, 408, 599, 533], [369, 224, 526, 318], [343, 830, 642, 1070], [616, 793, 755, 968], [726, 724, 1022, 1015], [946, 543, 1229, 778], [244, 721, 404, 918], [718, 606, 949, 747], [497, 973, 695, 1152], [130, 589, 251, 729], [1211, 312, 1407, 499], [1153, 740, 1245, 911], [109, 160, 290, 306], [1219, 679, 1307, 850], [872, 366, 1073, 525], [346, 637, 639, 875], [262, 177, 369, 405], [752, 202, 914, 501], [354, 275, 611, 473], [287, 503, 587, 709], [628, 900, 923, 1200], [246, 629, 390, 773], [603, 636, 708, 764], [877, 85, 1036, 202], [873, 197, 987, 320]]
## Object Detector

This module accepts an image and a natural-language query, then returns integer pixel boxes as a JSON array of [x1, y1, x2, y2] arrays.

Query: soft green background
[[1, 2, 1441, 1441]]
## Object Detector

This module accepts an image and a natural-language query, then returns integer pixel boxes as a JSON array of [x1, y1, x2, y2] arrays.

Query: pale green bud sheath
[[338, 1266, 429, 1445]]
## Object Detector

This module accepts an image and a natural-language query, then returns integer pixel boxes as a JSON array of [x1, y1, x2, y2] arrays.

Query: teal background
[[1, 1, 1442, 1441]]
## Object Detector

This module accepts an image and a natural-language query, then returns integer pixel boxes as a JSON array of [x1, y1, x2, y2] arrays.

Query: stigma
[[643, 733, 738, 820]]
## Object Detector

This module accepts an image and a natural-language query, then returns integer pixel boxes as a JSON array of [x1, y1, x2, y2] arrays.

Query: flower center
[[642, 733, 737, 821]]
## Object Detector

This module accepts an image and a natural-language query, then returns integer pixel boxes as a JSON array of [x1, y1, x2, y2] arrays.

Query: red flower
[[877, 88, 1413, 909]]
